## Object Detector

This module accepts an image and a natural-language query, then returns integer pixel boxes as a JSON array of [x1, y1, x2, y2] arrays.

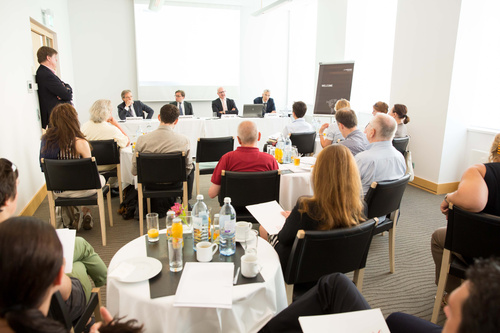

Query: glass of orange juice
[[146, 213, 159, 242]]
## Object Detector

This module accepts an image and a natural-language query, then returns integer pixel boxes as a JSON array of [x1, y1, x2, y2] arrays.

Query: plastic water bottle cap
[[224, 197, 231, 203], [167, 211, 175, 216], [173, 217, 181, 223], [197, 194, 204, 200]]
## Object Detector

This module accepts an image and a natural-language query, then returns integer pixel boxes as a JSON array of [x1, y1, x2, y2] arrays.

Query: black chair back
[[285, 219, 377, 285], [89, 139, 120, 166], [364, 174, 410, 220], [446, 205, 500, 259], [196, 136, 234, 163], [41, 158, 102, 191], [218, 170, 280, 209], [137, 152, 187, 185], [392, 136, 409, 156], [290, 131, 317, 155], [49, 289, 101, 333]]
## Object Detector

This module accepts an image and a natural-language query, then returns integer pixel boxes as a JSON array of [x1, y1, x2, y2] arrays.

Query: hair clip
[[497, 142, 500, 155], [11, 163, 17, 173]]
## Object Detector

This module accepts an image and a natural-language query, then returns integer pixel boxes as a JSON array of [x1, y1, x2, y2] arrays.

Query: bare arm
[[75, 138, 92, 158], [208, 183, 220, 199], [107, 116, 130, 147], [441, 164, 488, 217]]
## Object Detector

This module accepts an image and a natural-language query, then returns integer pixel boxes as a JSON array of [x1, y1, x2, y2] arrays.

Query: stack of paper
[[174, 262, 234, 309], [55, 229, 76, 273], [299, 308, 390, 333], [246, 201, 286, 235]]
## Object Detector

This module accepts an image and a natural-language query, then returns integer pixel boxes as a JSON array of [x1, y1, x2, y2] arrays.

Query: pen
[[233, 267, 240, 284]]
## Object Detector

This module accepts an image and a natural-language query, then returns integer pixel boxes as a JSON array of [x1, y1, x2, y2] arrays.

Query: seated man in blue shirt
[[282, 101, 315, 137], [355, 113, 406, 194], [254, 89, 276, 115], [335, 108, 369, 156]]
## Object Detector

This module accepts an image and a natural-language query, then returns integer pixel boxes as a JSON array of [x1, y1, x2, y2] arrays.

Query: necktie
[[222, 99, 228, 111], [129, 104, 136, 117], [179, 103, 183, 115]]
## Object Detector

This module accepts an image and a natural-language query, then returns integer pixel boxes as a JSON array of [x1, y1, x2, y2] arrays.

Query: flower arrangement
[[170, 203, 189, 227]]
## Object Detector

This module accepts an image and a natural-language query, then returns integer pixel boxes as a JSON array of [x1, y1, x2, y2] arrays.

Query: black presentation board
[[313, 62, 355, 115]]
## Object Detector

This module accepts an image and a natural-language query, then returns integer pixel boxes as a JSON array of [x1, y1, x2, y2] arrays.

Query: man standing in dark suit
[[170, 90, 193, 116], [35, 46, 73, 129], [212, 87, 238, 118], [117, 90, 155, 120], [253, 89, 276, 115]]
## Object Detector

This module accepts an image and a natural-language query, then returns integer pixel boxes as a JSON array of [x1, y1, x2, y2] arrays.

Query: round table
[[107, 232, 288, 332]]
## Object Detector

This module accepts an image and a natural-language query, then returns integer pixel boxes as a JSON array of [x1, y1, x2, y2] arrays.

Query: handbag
[[405, 150, 414, 182]]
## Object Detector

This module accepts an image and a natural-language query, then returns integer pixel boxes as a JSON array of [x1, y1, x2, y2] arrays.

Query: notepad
[[299, 308, 390, 333], [246, 201, 286, 235], [56, 229, 76, 273], [174, 262, 234, 309]]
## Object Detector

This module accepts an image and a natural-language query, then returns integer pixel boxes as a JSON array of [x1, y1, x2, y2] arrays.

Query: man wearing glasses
[[212, 87, 238, 118], [170, 90, 193, 116]]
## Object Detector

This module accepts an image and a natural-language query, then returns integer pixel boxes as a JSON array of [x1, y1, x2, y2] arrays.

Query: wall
[[389, 0, 462, 184], [0, 0, 74, 215]]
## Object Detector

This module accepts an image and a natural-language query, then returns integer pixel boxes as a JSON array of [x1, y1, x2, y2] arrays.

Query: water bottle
[[219, 197, 236, 256], [166, 210, 175, 237], [192, 194, 209, 250], [284, 135, 292, 164]]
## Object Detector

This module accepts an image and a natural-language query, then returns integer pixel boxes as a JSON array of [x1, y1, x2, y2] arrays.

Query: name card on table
[[299, 308, 390, 333], [246, 200, 286, 235], [125, 117, 144, 121], [264, 113, 280, 118], [221, 114, 238, 119], [179, 115, 194, 119]]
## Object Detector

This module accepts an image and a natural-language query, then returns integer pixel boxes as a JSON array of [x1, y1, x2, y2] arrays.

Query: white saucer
[[113, 257, 162, 283]]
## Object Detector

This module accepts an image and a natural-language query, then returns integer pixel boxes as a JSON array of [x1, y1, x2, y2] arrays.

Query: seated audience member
[[0, 158, 107, 303], [335, 108, 369, 156], [117, 90, 154, 120], [170, 90, 193, 116], [212, 87, 238, 118], [260, 258, 500, 333], [319, 98, 350, 148], [254, 89, 276, 115], [40, 104, 106, 230], [355, 113, 406, 195], [282, 101, 315, 137], [81, 99, 130, 153], [208, 121, 278, 198], [260, 144, 365, 271], [431, 133, 500, 297], [389, 104, 410, 138], [372, 101, 389, 115], [132, 104, 194, 202], [0, 217, 143, 333]]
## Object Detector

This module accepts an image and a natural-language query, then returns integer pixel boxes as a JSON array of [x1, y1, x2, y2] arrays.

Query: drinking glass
[[168, 237, 183, 272], [146, 213, 159, 242], [242, 229, 259, 255], [268, 146, 275, 157]]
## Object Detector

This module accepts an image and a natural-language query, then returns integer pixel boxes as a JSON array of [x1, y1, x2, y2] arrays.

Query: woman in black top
[[261, 144, 366, 271]]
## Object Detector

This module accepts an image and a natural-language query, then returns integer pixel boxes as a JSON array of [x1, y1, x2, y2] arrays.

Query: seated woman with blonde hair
[[260, 144, 365, 272], [431, 133, 500, 298], [319, 99, 350, 148]]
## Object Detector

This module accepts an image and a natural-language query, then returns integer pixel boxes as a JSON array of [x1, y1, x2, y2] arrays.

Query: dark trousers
[[386, 312, 442, 333], [259, 273, 371, 332]]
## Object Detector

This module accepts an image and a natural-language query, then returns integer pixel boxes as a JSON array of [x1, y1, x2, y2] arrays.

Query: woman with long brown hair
[[261, 144, 365, 271], [40, 103, 105, 230]]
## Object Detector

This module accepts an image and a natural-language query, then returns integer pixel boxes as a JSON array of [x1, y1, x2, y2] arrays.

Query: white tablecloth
[[278, 164, 314, 211], [119, 117, 290, 156], [107, 233, 288, 333]]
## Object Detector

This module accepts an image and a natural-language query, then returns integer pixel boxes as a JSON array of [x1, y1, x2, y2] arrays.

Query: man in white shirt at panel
[[282, 101, 315, 137], [355, 113, 406, 195], [170, 90, 193, 116]]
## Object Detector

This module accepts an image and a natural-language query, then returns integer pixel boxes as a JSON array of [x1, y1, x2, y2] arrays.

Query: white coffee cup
[[236, 221, 252, 241], [196, 241, 218, 262], [241, 254, 262, 278]]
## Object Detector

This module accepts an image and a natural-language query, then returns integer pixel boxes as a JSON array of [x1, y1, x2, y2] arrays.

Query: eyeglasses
[[218, 91, 226, 94]]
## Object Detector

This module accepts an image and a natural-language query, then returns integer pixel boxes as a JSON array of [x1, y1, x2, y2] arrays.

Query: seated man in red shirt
[[208, 120, 279, 198]]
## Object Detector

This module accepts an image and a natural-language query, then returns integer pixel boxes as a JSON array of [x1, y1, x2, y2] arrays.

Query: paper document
[[174, 262, 234, 309], [299, 308, 390, 333], [246, 201, 286, 235], [56, 229, 76, 273]]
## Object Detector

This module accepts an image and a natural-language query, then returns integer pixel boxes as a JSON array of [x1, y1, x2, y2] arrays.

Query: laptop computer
[[242, 104, 264, 118]]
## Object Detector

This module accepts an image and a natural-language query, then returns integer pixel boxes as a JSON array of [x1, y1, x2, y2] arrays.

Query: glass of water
[[168, 237, 183, 272]]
